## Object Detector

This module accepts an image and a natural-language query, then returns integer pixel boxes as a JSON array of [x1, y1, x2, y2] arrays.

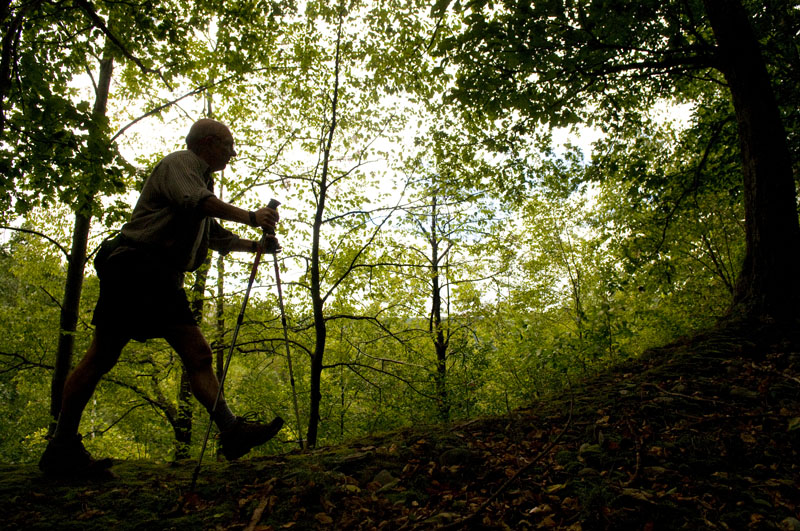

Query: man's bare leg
[[164, 324, 237, 430], [40, 328, 127, 476], [53, 329, 129, 440], [164, 324, 284, 459]]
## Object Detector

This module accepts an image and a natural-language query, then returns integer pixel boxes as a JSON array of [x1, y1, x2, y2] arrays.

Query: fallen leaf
[[76, 509, 105, 520], [620, 488, 653, 502], [314, 513, 333, 525], [538, 515, 557, 527], [740, 432, 757, 444]]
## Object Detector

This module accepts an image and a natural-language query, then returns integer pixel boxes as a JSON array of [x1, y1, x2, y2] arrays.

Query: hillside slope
[[2, 325, 799, 530]]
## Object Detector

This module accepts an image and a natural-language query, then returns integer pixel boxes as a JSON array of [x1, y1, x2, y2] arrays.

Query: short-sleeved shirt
[[118, 149, 240, 272], [92, 150, 240, 339]]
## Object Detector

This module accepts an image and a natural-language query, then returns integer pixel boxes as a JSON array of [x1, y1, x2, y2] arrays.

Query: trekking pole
[[190, 198, 280, 491], [272, 249, 305, 450]]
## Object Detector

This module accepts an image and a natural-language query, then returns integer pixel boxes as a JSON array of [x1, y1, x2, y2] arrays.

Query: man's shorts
[[91, 247, 196, 342]]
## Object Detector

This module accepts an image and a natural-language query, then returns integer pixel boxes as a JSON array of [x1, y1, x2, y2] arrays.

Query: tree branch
[[0, 350, 53, 374], [73, 0, 174, 90], [0, 225, 70, 257], [324, 361, 437, 400]]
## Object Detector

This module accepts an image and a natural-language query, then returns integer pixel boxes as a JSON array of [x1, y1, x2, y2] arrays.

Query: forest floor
[[1, 323, 799, 530]]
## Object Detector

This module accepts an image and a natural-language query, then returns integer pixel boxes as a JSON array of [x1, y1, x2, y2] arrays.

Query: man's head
[[186, 118, 237, 172]]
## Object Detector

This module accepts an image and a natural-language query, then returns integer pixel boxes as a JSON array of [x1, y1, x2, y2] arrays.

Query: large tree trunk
[[48, 49, 114, 431], [703, 0, 800, 323]]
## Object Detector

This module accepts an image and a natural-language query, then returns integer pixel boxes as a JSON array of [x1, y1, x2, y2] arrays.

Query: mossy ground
[[2, 324, 799, 530]]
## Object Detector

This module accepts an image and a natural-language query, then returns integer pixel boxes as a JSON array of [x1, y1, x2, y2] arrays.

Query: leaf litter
[[0, 326, 798, 530]]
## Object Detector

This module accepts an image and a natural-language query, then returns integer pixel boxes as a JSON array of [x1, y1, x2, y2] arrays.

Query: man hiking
[[39, 118, 284, 477]]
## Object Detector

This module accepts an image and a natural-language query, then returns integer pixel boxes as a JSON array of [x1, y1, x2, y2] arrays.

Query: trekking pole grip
[[260, 198, 281, 252]]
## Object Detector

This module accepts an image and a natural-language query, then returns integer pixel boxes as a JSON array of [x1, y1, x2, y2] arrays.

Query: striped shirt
[[120, 150, 240, 272]]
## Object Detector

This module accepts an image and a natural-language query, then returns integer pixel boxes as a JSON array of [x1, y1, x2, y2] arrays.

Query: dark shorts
[[92, 247, 195, 342]]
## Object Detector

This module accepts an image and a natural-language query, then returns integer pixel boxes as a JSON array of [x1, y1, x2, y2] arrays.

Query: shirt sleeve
[[208, 218, 240, 255], [155, 155, 215, 210]]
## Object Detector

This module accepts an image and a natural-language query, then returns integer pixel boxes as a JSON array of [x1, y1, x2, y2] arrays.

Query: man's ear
[[191, 136, 214, 154]]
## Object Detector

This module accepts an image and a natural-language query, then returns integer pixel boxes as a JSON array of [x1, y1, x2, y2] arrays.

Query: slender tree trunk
[[703, 0, 800, 322], [429, 195, 450, 422], [307, 236, 327, 448], [215, 252, 226, 380], [49, 212, 92, 427], [1, 0, 44, 138], [48, 48, 114, 430], [174, 370, 193, 459], [307, 174, 328, 447], [172, 255, 211, 459], [306, 17, 343, 449], [339, 365, 345, 439]]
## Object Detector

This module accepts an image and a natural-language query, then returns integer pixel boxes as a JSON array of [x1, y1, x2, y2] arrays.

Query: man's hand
[[200, 196, 280, 232], [252, 206, 280, 233], [258, 235, 282, 254]]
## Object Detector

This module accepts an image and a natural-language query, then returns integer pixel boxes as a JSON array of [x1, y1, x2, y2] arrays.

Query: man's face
[[205, 128, 237, 172]]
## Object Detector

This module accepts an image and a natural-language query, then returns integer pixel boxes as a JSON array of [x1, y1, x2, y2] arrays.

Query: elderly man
[[39, 119, 284, 477]]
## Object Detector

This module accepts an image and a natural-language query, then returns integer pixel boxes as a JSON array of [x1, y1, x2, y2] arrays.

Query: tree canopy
[[431, 0, 800, 321]]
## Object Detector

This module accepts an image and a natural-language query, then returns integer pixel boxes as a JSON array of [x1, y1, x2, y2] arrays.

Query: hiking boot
[[219, 416, 284, 461], [38, 434, 114, 478]]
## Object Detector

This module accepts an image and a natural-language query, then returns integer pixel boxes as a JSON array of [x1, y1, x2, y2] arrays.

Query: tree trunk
[[429, 194, 450, 422], [306, 18, 343, 448], [306, 345, 324, 446], [173, 370, 193, 459], [215, 252, 226, 381], [307, 188, 328, 448], [173, 255, 211, 459], [48, 49, 114, 430], [703, 0, 800, 322], [49, 211, 92, 426]]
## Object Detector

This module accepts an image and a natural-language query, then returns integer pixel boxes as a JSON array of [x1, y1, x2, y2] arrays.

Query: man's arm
[[201, 196, 280, 253], [200, 196, 279, 231]]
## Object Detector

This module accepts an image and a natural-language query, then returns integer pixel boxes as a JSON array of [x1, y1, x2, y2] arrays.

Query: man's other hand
[[253, 206, 279, 232], [258, 235, 281, 254]]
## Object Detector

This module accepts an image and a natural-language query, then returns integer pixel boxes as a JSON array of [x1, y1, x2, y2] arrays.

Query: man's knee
[[83, 330, 127, 375], [165, 325, 215, 374], [182, 345, 213, 374]]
